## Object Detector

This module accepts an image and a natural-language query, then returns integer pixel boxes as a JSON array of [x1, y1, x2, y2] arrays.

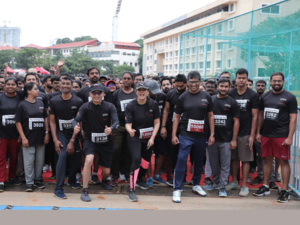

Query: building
[[0, 27, 21, 47], [140, 0, 280, 76], [88, 41, 141, 73]]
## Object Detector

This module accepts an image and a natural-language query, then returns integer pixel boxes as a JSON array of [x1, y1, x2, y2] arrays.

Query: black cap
[[90, 84, 104, 92], [136, 81, 148, 90], [99, 75, 108, 80]]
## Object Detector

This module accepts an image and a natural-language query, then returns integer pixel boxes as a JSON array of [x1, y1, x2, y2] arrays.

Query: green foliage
[[74, 36, 96, 42], [16, 48, 48, 70], [113, 64, 135, 77], [135, 39, 143, 73], [100, 61, 114, 75], [0, 50, 17, 69], [56, 38, 73, 45]]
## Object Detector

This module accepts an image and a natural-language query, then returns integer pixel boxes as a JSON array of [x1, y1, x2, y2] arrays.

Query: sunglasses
[[91, 91, 103, 96], [108, 84, 116, 87]]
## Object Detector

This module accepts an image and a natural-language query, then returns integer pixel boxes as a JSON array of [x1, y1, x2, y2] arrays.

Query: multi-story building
[[0, 27, 21, 47], [140, 0, 279, 76]]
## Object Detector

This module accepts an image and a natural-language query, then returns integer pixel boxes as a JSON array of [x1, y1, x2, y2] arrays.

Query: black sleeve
[[43, 105, 47, 118], [43, 95, 48, 109], [259, 95, 265, 111], [74, 104, 87, 123], [153, 101, 160, 120], [288, 94, 298, 114], [15, 103, 23, 123], [112, 90, 118, 106], [49, 99, 55, 115], [105, 89, 113, 103], [125, 102, 134, 124], [111, 117, 119, 130], [207, 94, 213, 112], [174, 96, 183, 115], [38, 85, 45, 93], [251, 92, 259, 109]]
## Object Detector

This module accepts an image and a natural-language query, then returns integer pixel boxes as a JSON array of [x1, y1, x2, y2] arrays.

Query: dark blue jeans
[[174, 135, 207, 191]]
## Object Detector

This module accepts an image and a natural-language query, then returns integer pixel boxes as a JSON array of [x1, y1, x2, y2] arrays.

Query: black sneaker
[[253, 185, 270, 197], [166, 178, 174, 187], [80, 188, 91, 202], [0, 184, 4, 192], [9, 178, 21, 185], [34, 181, 46, 189], [101, 180, 112, 190], [250, 176, 263, 186], [250, 167, 256, 174], [269, 181, 278, 190], [91, 175, 101, 185], [128, 190, 138, 202], [204, 177, 213, 185], [277, 190, 290, 203], [25, 184, 34, 192], [135, 180, 149, 190]]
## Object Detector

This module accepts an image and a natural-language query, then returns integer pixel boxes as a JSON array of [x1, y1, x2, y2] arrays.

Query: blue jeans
[[174, 135, 207, 191]]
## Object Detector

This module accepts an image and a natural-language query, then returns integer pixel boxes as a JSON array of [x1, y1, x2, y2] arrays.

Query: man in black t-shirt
[[204, 78, 240, 197], [72, 84, 119, 202], [254, 72, 297, 203], [172, 71, 215, 203], [49, 77, 83, 199], [227, 68, 259, 197]]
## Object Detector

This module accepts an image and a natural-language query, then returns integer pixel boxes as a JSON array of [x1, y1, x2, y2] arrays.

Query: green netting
[[179, 0, 300, 99]]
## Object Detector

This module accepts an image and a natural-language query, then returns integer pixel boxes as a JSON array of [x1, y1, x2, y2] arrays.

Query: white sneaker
[[107, 175, 112, 181], [119, 174, 126, 181], [192, 185, 207, 196], [172, 190, 181, 203], [43, 164, 49, 173]]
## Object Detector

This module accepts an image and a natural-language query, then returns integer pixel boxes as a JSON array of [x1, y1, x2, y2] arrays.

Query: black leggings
[[127, 137, 152, 190]]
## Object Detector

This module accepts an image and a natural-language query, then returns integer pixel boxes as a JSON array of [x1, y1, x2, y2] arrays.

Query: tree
[[100, 61, 114, 75], [135, 39, 144, 73], [0, 50, 17, 69], [74, 36, 96, 42], [15, 48, 48, 70], [56, 37, 72, 45], [113, 64, 135, 77]]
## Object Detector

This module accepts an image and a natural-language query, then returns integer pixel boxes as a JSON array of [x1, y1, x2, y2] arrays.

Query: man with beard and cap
[[254, 72, 297, 203], [204, 78, 240, 197], [161, 77, 172, 94]]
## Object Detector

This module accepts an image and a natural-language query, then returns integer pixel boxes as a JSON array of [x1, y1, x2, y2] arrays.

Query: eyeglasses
[[108, 84, 116, 87], [271, 80, 283, 84], [91, 91, 103, 96], [32, 88, 39, 91], [123, 77, 132, 80], [73, 86, 79, 89], [61, 82, 72, 86]]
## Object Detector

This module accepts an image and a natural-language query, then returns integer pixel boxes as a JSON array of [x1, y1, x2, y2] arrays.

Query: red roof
[[22, 44, 43, 49], [44, 39, 99, 49], [111, 41, 140, 47], [0, 46, 20, 51]]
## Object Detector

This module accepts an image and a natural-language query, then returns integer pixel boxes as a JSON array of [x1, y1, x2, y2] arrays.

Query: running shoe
[[49, 175, 56, 180], [67, 181, 80, 189], [119, 174, 126, 181], [250, 176, 263, 186], [135, 180, 149, 190], [239, 187, 249, 197], [146, 177, 153, 187], [101, 180, 112, 190], [106, 175, 112, 181], [204, 177, 213, 185], [253, 185, 270, 197], [54, 190, 67, 199], [188, 180, 193, 185], [33, 180, 46, 189], [204, 183, 220, 190], [192, 185, 207, 197], [76, 173, 82, 183], [219, 188, 227, 197], [269, 181, 279, 190], [277, 190, 290, 203], [110, 178, 118, 187], [81, 188, 91, 202], [0, 183, 4, 192], [172, 190, 181, 203], [25, 184, 33, 192], [275, 171, 282, 182], [9, 177, 21, 185], [128, 190, 138, 202], [43, 164, 49, 173], [90, 175, 101, 185], [247, 174, 252, 183], [153, 175, 166, 184], [166, 178, 173, 187], [226, 181, 240, 191]]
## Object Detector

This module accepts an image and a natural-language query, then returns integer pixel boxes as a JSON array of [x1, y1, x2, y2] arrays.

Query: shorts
[[231, 135, 253, 162], [154, 134, 167, 156], [83, 140, 113, 168], [261, 136, 290, 160]]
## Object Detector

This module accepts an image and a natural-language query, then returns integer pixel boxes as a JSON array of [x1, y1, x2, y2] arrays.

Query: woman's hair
[[5, 77, 18, 85], [24, 82, 36, 98], [74, 80, 82, 88], [122, 71, 134, 80]]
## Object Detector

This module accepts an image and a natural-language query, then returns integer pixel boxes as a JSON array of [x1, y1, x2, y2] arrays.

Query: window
[[166, 39, 168, 45], [166, 52, 168, 58], [135, 63, 138, 67], [176, 37, 179, 43], [191, 63, 195, 69], [227, 59, 232, 68], [175, 51, 179, 56], [170, 39, 173, 44], [206, 61, 211, 69], [207, 27, 211, 35], [216, 60, 221, 68], [199, 46, 204, 53], [130, 62, 132, 66], [165, 65, 168, 71], [261, 4, 280, 14], [175, 64, 178, 70], [150, 55, 152, 60], [132, 52, 135, 56], [229, 3, 235, 12], [170, 65, 172, 70], [228, 42, 233, 50], [217, 43, 222, 51], [147, 67, 149, 71], [186, 48, 190, 55], [186, 63, 190, 69], [147, 56, 149, 60], [154, 60, 157, 64], [199, 62, 204, 69], [217, 24, 222, 33], [207, 44, 211, 52], [192, 47, 196, 54], [170, 52, 172, 57], [228, 20, 234, 30]]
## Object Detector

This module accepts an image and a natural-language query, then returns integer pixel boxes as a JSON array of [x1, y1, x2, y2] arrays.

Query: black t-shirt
[[36, 91, 49, 109], [229, 87, 259, 136], [152, 92, 166, 133], [0, 93, 22, 139], [125, 98, 160, 142], [75, 101, 117, 144], [174, 90, 213, 139], [47, 90, 78, 102], [112, 89, 137, 126], [38, 85, 45, 93], [49, 95, 83, 139], [211, 95, 240, 142], [260, 90, 298, 138], [77, 85, 112, 103], [15, 100, 48, 146]]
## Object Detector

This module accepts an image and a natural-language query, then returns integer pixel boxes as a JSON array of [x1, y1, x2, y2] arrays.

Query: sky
[[1, 0, 216, 47]]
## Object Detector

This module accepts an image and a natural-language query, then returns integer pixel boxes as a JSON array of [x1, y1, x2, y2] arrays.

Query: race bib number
[[91, 133, 108, 144], [2, 115, 15, 127], [187, 119, 204, 133], [236, 100, 247, 112], [264, 108, 279, 121], [139, 127, 153, 140], [59, 119, 74, 131], [29, 118, 44, 130], [214, 115, 227, 126], [120, 99, 133, 112]]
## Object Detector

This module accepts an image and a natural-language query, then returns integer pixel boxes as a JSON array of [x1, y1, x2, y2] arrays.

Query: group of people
[[0, 61, 297, 204]]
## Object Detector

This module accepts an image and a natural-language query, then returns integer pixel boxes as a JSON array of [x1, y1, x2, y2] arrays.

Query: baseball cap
[[90, 84, 104, 92], [105, 80, 116, 87], [136, 81, 148, 90], [99, 75, 108, 80], [146, 80, 161, 95]]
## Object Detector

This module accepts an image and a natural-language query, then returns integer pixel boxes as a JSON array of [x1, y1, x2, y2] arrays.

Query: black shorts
[[154, 134, 167, 156], [83, 140, 113, 168]]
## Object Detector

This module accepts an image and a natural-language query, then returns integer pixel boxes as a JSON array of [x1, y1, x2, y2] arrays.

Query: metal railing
[[289, 107, 300, 196]]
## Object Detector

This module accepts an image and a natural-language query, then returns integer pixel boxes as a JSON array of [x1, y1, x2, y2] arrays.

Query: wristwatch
[[210, 134, 215, 137], [70, 139, 75, 143]]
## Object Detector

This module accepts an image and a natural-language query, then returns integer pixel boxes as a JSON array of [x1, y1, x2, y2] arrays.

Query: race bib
[[2, 115, 15, 127], [59, 119, 74, 131], [139, 127, 153, 140], [91, 133, 108, 144], [236, 100, 247, 112], [187, 119, 204, 133], [29, 118, 44, 130], [120, 99, 133, 112], [214, 115, 227, 126], [264, 108, 279, 121]]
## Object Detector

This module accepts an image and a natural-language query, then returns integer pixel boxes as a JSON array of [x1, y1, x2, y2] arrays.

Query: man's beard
[[163, 88, 170, 94], [272, 85, 283, 92], [177, 89, 185, 94], [219, 91, 228, 97], [47, 85, 52, 89], [257, 89, 264, 95]]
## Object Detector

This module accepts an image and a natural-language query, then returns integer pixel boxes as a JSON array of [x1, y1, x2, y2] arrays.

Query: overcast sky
[[1, 0, 215, 47]]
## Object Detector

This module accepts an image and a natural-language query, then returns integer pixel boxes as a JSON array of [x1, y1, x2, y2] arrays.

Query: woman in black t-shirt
[[125, 81, 160, 202], [0, 78, 23, 192], [15, 83, 49, 192]]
